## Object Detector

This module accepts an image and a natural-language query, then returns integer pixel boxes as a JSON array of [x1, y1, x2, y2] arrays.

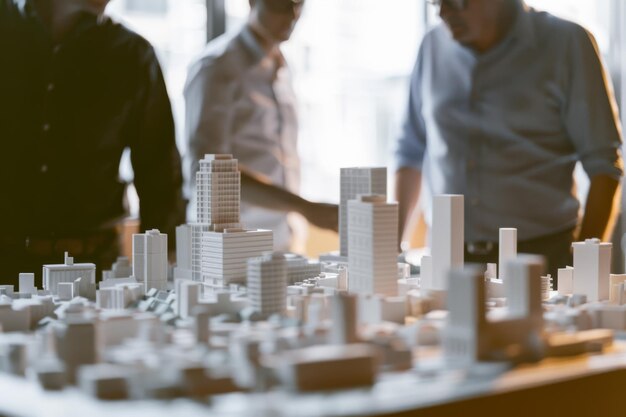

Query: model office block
[[43, 252, 96, 299], [174, 224, 193, 280], [430, 195, 464, 291], [133, 229, 168, 291], [247, 252, 287, 317], [498, 228, 517, 281], [573, 239, 612, 302], [195, 154, 241, 227], [183, 154, 275, 288], [339, 167, 386, 257], [200, 229, 273, 287], [347, 195, 398, 296]]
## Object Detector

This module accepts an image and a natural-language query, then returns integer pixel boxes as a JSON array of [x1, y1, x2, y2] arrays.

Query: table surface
[[2, 342, 626, 417]]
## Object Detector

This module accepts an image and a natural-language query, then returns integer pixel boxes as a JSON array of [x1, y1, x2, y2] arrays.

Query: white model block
[[277, 344, 378, 391], [498, 228, 517, 281], [133, 229, 168, 292], [57, 282, 74, 301], [347, 195, 398, 296], [340, 167, 386, 257], [329, 292, 359, 344], [18, 273, 36, 295], [420, 255, 432, 290], [190, 223, 211, 281], [0, 285, 14, 296], [444, 265, 486, 367], [398, 278, 420, 296], [175, 224, 193, 280], [485, 263, 497, 280], [99, 277, 138, 289], [431, 195, 464, 291], [617, 283, 626, 306], [505, 255, 545, 329], [486, 278, 505, 298], [558, 267, 574, 296], [0, 303, 30, 332], [200, 229, 273, 287], [285, 254, 321, 285], [179, 281, 202, 318], [381, 296, 407, 324], [598, 306, 626, 330], [43, 252, 96, 299], [103, 257, 132, 280], [53, 319, 99, 384], [573, 239, 612, 302], [97, 289, 115, 310], [609, 274, 626, 304], [247, 252, 287, 317]]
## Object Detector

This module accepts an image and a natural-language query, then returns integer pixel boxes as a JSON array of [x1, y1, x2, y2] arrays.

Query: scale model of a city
[[0, 154, 620, 402]]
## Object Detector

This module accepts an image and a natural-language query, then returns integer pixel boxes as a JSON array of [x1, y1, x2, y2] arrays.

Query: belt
[[0, 229, 117, 258]]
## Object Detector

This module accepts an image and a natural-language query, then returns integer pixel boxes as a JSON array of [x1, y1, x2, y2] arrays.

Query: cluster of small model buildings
[[0, 154, 620, 400]]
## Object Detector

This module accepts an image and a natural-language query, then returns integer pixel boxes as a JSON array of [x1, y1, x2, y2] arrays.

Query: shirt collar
[[20, 0, 106, 43], [240, 24, 287, 71], [509, 1, 536, 49], [240, 24, 270, 62]]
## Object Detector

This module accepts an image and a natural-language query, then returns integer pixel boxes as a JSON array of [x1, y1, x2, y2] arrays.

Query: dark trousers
[[465, 228, 574, 288], [0, 229, 121, 289]]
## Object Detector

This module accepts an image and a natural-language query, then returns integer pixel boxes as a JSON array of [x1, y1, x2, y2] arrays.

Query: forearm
[[578, 174, 621, 241], [241, 169, 308, 214], [395, 167, 422, 245]]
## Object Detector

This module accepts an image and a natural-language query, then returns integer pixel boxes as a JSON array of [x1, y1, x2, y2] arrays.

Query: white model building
[[339, 167, 386, 258], [174, 224, 193, 280], [284, 254, 321, 285], [347, 195, 398, 296], [430, 195, 464, 291], [572, 239, 612, 302], [445, 255, 545, 368], [189, 155, 273, 287], [132, 229, 168, 292], [498, 228, 517, 281], [247, 252, 287, 317], [444, 265, 487, 367], [43, 252, 96, 299], [102, 257, 132, 281]]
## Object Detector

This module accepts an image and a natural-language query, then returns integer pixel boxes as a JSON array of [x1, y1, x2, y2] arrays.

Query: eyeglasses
[[263, 0, 305, 14], [426, 0, 467, 10]]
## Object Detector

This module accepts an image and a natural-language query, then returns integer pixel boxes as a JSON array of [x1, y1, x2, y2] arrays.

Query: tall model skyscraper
[[189, 154, 272, 287], [347, 195, 398, 296], [196, 155, 241, 229], [340, 168, 386, 257], [247, 252, 287, 317], [133, 229, 168, 291]]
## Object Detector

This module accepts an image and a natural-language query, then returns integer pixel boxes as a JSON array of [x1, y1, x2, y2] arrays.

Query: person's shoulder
[[422, 24, 449, 46], [98, 15, 159, 63], [187, 28, 247, 84], [528, 7, 593, 46], [1, 0, 24, 19], [417, 24, 455, 57]]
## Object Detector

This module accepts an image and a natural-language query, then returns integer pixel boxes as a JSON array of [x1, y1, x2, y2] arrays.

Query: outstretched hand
[[303, 202, 339, 232]]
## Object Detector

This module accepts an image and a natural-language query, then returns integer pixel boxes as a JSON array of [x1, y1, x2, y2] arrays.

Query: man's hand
[[302, 202, 339, 232]]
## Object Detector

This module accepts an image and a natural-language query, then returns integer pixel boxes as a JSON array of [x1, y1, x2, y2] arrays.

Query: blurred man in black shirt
[[0, 0, 185, 286]]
